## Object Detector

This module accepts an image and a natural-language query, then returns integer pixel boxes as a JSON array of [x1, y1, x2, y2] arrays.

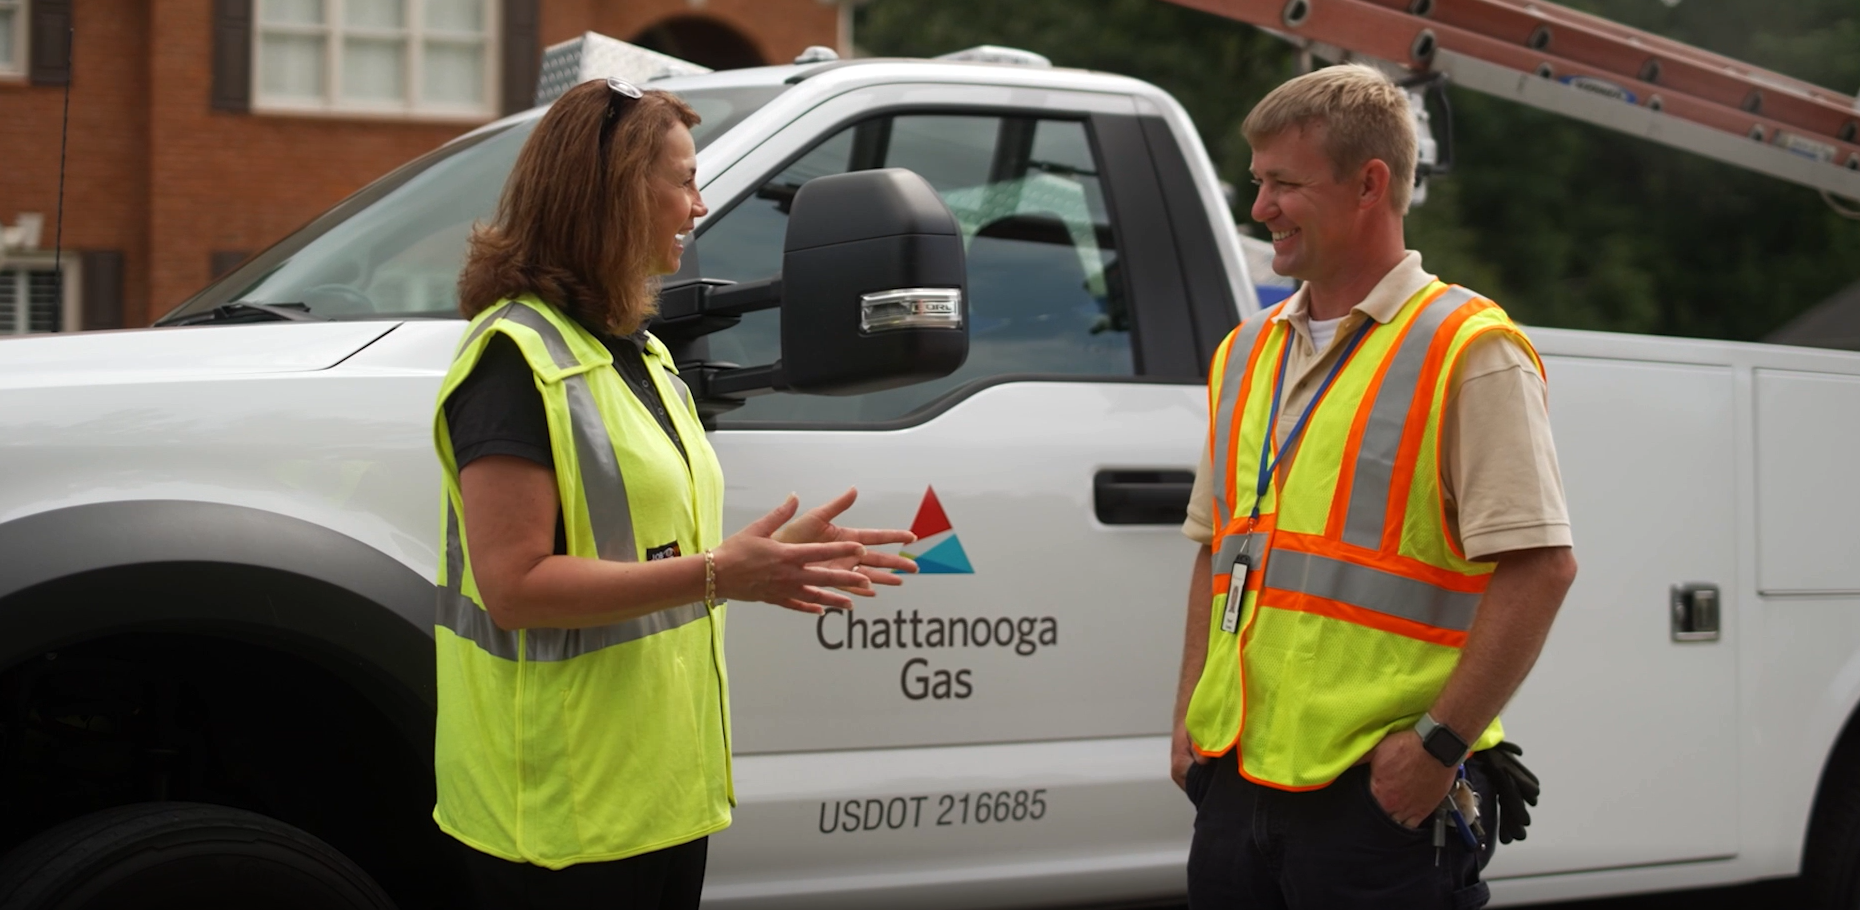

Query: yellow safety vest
[[430, 295, 732, 868], [1185, 282, 1543, 790]]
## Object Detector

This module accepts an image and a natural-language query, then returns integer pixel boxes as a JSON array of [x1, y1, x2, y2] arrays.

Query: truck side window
[[699, 114, 1132, 426]]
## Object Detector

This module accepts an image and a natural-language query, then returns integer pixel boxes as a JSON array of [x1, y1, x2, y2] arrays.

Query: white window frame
[[0, 0, 28, 80], [252, 0, 500, 121], [0, 251, 82, 335]]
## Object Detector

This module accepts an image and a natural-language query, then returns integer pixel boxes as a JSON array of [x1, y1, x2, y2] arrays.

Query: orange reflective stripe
[[1254, 588, 1469, 648], [1325, 283, 1451, 539], [1381, 296, 1494, 553]]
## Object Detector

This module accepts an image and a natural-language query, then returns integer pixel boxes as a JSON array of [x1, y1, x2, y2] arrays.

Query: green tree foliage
[[856, 0, 1860, 341]]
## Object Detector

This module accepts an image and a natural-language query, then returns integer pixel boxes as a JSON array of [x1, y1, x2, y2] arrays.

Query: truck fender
[[0, 500, 437, 717]]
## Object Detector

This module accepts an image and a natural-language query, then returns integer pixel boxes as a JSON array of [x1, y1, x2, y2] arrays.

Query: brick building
[[0, 0, 841, 333]]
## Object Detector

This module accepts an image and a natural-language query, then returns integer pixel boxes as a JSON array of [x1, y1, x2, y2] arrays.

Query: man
[[1172, 64, 1578, 909]]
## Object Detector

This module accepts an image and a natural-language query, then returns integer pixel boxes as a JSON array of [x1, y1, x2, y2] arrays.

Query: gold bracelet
[[703, 551, 717, 608]]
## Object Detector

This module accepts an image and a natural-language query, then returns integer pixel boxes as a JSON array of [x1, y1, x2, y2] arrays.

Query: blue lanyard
[[1249, 318, 1376, 522]]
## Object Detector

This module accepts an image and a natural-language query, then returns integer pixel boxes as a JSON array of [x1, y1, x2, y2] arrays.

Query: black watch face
[[1424, 727, 1467, 766]]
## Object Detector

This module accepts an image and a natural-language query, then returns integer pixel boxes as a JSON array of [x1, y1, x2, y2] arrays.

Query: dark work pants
[[1186, 752, 1496, 910], [455, 836, 707, 910]]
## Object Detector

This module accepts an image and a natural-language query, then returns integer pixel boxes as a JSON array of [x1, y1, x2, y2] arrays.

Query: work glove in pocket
[[1477, 741, 1540, 844]]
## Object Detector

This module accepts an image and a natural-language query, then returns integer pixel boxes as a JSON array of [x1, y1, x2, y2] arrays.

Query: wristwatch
[[1414, 712, 1471, 767]]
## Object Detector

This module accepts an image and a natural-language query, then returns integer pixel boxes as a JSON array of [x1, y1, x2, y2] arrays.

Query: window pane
[[260, 0, 324, 26], [884, 116, 996, 194], [160, 87, 787, 325], [0, 271, 17, 335], [27, 271, 61, 333], [423, 40, 484, 105], [260, 33, 327, 99], [699, 115, 1131, 427], [700, 128, 855, 287], [342, 37, 406, 101], [344, 0, 403, 28], [0, 9, 16, 69], [168, 122, 532, 321], [425, 0, 483, 33]]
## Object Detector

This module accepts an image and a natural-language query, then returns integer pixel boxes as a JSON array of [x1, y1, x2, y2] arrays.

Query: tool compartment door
[[1489, 350, 1738, 878]]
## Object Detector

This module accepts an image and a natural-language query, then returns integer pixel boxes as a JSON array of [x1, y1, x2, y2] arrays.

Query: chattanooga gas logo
[[901, 486, 972, 574], [814, 486, 1059, 700]]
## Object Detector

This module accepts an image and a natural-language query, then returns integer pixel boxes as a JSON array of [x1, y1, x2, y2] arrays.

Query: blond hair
[[1242, 63, 1417, 214]]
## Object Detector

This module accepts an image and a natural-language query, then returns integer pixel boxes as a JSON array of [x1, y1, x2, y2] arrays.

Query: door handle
[[1094, 469, 1194, 525], [1671, 583, 1721, 642]]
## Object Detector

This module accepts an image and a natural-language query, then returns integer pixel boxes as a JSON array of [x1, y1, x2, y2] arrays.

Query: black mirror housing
[[778, 168, 969, 396]]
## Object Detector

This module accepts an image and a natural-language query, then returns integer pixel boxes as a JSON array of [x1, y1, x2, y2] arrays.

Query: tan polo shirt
[[1183, 251, 1572, 561]]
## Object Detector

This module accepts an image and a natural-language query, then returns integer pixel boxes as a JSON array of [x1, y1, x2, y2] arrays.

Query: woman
[[432, 77, 916, 909]]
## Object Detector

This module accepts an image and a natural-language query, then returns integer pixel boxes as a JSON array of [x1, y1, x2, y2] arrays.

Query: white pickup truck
[[2, 48, 1859, 910]]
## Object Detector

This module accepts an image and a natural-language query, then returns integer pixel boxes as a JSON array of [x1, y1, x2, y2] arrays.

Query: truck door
[[688, 86, 1226, 901]]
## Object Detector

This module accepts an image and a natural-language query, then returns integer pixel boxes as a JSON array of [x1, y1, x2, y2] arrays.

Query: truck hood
[[0, 322, 398, 389]]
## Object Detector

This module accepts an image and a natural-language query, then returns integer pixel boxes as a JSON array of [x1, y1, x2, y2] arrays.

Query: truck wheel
[[0, 802, 397, 910], [1805, 744, 1860, 909]]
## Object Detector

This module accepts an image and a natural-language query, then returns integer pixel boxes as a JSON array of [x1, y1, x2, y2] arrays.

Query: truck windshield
[[157, 85, 786, 325]]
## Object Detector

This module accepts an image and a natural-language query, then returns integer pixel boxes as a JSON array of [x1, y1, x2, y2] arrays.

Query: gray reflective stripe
[[1263, 548, 1480, 632], [436, 504, 710, 661], [496, 303, 579, 370], [1212, 314, 1275, 525], [522, 602, 709, 661], [458, 302, 516, 354], [1340, 286, 1478, 550], [1214, 530, 1271, 576], [668, 374, 693, 412], [563, 371, 637, 562], [437, 502, 523, 661]]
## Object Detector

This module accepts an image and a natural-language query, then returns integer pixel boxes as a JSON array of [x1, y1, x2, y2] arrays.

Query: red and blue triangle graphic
[[901, 486, 974, 574]]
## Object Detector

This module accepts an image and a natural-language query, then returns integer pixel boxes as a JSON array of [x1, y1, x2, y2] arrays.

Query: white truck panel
[[709, 737, 1187, 909], [715, 380, 1203, 753], [1754, 370, 1860, 595]]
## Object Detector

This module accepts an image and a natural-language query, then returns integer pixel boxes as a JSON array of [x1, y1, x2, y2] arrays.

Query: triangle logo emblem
[[901, 486, 974, 574]]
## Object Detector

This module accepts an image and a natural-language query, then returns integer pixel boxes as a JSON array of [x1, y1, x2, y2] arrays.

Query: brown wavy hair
[[458, 80, 700, 335]]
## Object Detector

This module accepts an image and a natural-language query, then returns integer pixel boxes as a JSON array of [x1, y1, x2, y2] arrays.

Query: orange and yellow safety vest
[[1185, 281, 1543, 790]]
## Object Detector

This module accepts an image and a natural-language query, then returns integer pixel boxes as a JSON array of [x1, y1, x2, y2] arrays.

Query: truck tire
[[0, 802, 398, 910], [1805, 746, 1860, 909]]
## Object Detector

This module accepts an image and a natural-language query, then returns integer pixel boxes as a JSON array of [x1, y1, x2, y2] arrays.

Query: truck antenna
[[53, 24, 73, 312]]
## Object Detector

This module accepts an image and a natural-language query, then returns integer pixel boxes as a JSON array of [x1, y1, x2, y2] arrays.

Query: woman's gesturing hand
[[712, 494, 881, 613], [773, 487, 919, 590]]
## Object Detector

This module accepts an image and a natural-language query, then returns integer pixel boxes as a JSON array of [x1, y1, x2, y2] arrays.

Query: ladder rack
[[1164, 0, 1860, 199]]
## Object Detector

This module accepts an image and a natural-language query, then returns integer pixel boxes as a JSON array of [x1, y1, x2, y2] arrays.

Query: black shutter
[[501, 0, 541, 115], [81, 250, 125, 331], [211, 0, 252, 113], [28, 0, 72, 86]]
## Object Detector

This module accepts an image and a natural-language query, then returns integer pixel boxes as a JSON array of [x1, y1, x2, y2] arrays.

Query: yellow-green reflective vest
[[1186, 282, 1544, 790], [431, 295, 732, 868]]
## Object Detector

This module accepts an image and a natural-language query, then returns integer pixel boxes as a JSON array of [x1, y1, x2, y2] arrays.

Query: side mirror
[[778, 168, 969, 395], [651, 168, 969, 412]]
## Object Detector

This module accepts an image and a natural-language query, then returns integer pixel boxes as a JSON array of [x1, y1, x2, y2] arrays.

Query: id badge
[[1220, 554, 1252, 634]]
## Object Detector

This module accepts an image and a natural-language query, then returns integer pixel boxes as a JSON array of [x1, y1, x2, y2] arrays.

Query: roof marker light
[[934, 46, 1053, 67]]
